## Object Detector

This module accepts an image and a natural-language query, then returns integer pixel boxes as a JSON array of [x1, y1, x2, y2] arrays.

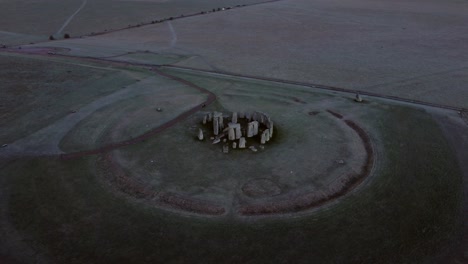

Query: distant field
[[0, 54, 140, 144], [0, 0, 268, 44], [27, 0, 468, 108]]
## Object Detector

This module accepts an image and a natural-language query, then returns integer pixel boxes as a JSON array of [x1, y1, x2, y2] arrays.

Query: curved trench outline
[[237, 110, 374, 216], [95, 109, 374, 217], [59, 68, 216, 160], [97, 152, 226, 215]]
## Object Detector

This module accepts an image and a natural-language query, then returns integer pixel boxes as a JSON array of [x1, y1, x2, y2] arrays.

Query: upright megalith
[[218, 113, 224, 129], [213, 112, 223, 135], [247, 122, 254, 138], [232, 112, 238, 124], [198, 110, 274, 152], [355, 93, 363, 102], [198, 128, 204, 140], [213, 117, 219, 135], [239, 137, 246, 148], [234, 123, 242, 139], [268, 121, 274, 137], [246, 112, 252, 121], [228, 123, 236, 141]]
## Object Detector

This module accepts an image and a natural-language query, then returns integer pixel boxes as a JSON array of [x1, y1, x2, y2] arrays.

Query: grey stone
[[239, 137, 246, 148], [252, 121, 259, 136], [355, 93, 363, 102], [247, 122, 254, 137], [232, 112, 238, 123], [223, 144, 229, 153], [198, 128, 204, 140], [234, 123, 242, 139], [228, 127, 235, 140], [268, 121, 274, 137], [213, 118, 219, 135]]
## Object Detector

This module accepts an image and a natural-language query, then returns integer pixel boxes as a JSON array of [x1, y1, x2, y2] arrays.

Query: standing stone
[[355, 93, 363, 102], [252, 112, 258, 121], [213, 117, 219, 135], [259, 113, 265, 124], [208, 112, 212, 122], [268, 121, 274, 137], [234, 123, 242, 139], [239, 137, 246, 148], [265, 129, 270, 141], [228, 123, 237, 140], [252, 121, 259, 136], [213, 112, 223, 135], [260, 131, 266, 144], [247, 122, 254, 138], [228, 127, 235, 140], [219, 116, 224, 129], [198, 128, 204, 140], [232, 112, 238, 124], [246, 112, 252, 121], [232, 142, 237, 149], [202, 115, 207, 124]]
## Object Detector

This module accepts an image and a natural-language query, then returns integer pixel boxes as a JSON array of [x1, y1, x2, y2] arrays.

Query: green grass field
[[2, 73, 463, 263]]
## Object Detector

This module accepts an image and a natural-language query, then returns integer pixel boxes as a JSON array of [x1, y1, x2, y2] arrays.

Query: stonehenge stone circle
[[198, 111, 275, 153]]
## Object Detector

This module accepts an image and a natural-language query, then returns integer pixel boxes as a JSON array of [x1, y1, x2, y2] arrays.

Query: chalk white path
[[55, 0, 88, 36], [167, 22, 178, 48]]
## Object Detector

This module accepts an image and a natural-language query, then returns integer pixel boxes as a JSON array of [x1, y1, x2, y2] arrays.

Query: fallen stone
[[223, 144, 229, 153], [212, 138, 221, 144]]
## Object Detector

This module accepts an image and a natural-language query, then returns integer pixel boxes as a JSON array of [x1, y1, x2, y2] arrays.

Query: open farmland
[[0, 0, 467, 263], [0, 0, 271, 44]]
